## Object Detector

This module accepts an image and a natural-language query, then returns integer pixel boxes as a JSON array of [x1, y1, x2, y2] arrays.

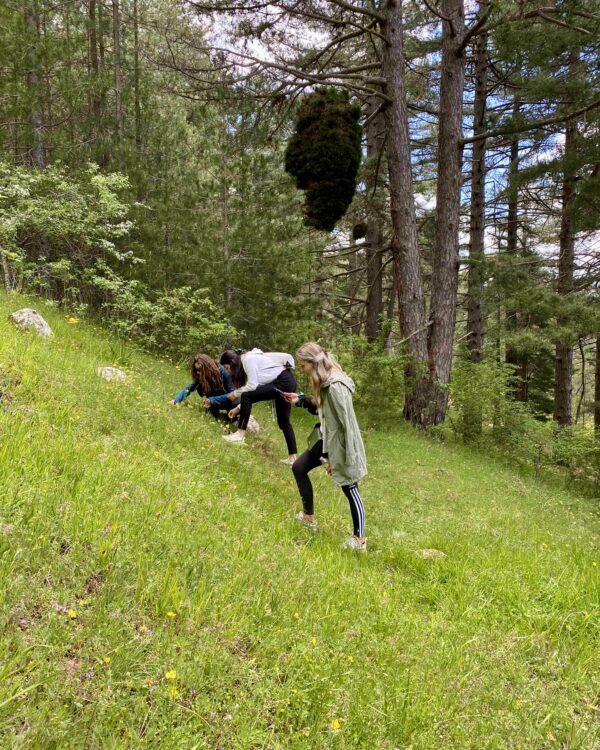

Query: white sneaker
[[281, 457, 295, 466], [246, 416, 260, 434], [341, 536, 367, 552], [223, 432, 245, 444], [295, 512, 317, 531]]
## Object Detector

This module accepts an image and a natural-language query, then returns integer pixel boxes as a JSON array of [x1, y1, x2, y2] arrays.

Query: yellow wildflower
[[330, 719, 341, 732], [165, 670, 177, 680], [166, 611, 176, 618], [346, 655, 354, 663], [103, 656, 111, 664], [167, 686, 179, 699], [67, 316, 80, 324], [311, 637, 317, 645], [68, 609, 77, 619]]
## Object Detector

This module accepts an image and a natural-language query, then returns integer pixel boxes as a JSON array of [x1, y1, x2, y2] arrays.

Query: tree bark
[[504, 99, 529, 400], [381, 0, 429, 424], [365, 94, 385, 342], [553, 115, 577, 426], [88, 0, 104, 162], [426, 0, 466, 424], [466, 0, 488, 364], [24, 0, 45, 168], [0, 247, 15, 292], [595, 335, 600, 433], [133, 0, 142, 155], [113, 0, 124, 160]]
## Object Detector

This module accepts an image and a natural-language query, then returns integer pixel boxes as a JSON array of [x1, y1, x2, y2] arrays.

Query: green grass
[[0, 292, 598, 749]]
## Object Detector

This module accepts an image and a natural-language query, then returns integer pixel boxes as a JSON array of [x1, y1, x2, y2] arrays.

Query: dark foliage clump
[[284, 89, 362, 232]]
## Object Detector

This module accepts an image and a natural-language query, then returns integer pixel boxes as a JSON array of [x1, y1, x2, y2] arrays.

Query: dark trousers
[[238, 369, 297, 455], [208, 397, 240, 421], [292, 444, 365, 537]]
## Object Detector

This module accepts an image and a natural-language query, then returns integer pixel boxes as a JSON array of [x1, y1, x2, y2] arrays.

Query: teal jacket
[[299, 371, 367, 487]]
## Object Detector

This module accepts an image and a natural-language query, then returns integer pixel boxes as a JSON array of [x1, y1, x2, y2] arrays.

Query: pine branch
[[462, 98, 600, 144]]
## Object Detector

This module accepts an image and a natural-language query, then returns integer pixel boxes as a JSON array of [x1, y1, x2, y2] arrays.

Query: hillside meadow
[[0, 293, 598, 749]]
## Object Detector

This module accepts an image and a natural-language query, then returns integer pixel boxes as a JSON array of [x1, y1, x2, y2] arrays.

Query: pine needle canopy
[[284, 89, 362, 232]]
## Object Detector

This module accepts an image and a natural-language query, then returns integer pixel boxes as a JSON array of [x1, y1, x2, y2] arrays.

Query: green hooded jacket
[[320, 372, 367, 486]]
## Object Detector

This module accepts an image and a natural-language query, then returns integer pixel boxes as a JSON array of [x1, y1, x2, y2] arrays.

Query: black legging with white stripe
[[292, 443, 365, 538]]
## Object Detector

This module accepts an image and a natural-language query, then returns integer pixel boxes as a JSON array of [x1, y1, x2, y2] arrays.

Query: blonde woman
[[283, 343, 367, 551]]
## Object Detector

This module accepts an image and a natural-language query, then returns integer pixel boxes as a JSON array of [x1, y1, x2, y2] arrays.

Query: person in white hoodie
[[219, 349, 298, 465]]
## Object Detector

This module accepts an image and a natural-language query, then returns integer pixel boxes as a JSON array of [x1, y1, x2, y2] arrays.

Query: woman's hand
[[227, 392, 237, 401], [228, 405, 241, 419], [324, 463, 332, 476], [170, 399, 177, 406], [282, 392, 299, 405], [203, 398, 211, 408]]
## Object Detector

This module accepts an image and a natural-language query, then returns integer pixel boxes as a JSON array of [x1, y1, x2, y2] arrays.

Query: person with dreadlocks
[[171, 353, 239, 421]]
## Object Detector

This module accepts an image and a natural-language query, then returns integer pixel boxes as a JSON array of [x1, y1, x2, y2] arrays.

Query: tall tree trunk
[[113, 0, 124, 162], [595, 335, 600, 433], [554, 116, 577, 426], [133, 0, 142, 155], [427, 0, 466, 424], [575, 338, 586, 424], [88, 0, 103, 162], [466, 0, 488, 364], [365, 95, 385, 342], [347, 242, 362, 334], [504, 99, 529, 400], [0, 247, 15, 292], [25, 0, 45, 168], [381, 0, 429, 424]]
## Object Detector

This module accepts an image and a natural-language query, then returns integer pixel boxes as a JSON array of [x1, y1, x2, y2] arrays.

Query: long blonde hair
[[296, 342, 343, 407]]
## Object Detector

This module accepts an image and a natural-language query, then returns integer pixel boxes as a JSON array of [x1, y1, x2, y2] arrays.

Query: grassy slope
[[0, 293, 598, 750]]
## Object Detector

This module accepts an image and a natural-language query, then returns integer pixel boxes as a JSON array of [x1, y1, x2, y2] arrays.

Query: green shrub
[[553, 427, 600, 487], [450, 359, 554, 476], [334, 338, 406, 427], [86, 263, 239, 358]]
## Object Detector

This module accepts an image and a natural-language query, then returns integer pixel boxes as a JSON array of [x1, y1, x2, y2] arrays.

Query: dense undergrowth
[[0, 293, 598, 749]]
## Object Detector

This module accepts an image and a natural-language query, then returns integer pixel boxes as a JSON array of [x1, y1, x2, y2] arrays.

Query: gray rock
[[97, 366, 128, 383], [9, 308, 52, 338], [417, 548, 447, 560]]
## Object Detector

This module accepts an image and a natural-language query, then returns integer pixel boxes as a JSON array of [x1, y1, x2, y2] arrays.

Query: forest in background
[[0, 0, 599, 481]]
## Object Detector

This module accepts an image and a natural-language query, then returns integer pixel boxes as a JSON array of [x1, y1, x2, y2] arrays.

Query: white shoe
[[341, 536, 367, 552], [246, 416, 260, 434], [223, 432, 245, 444], [295, 512, 317, 531], [281, 457, 295, 466]]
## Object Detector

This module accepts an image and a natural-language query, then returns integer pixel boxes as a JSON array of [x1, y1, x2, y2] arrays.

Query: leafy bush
[[0, 161, 133, 297], [86, 263, 239, 358], [0, 161, 238, 360], [335, 338, 406, 427], [553, 427, 600, 486], [450, 358, 554, 475]]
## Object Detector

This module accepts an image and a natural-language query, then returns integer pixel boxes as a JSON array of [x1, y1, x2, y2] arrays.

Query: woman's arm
[[232, 355, 259, 398], [171, 382, 198, 404], [208, 392, 232, 407]]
